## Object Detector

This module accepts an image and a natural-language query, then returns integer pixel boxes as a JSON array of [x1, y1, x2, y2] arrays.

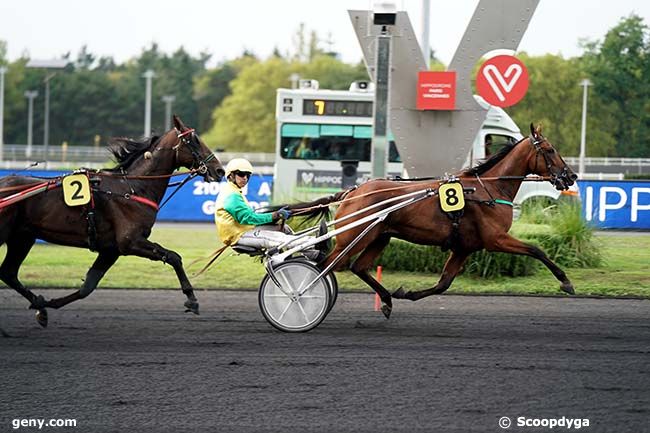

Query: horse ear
[[529, 123, 536, 137], [172, 114, 186, 131], [536, 124, 543, 136]]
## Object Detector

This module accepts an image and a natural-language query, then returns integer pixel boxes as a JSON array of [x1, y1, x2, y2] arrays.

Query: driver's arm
[[223, 193, 274, 226]]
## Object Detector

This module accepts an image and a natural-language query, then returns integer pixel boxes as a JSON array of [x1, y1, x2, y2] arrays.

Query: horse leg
[[0, 235, 50, 326], [44, 251, 119, 310], [349, 234, 394, 319], [489, 234, 574, 294], [393, 251, 469, 301], [123, 238, 199, 314]]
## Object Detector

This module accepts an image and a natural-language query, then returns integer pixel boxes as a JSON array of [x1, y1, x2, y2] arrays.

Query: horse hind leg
[[0, 235, 49, 326], [44, 251, 119, 310], [393, 250, 469, 301], [349, 234, 394, 319]]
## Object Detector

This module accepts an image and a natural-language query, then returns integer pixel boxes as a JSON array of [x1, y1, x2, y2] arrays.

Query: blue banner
[[578, 180, 650, 229], [0, 170, 273, 222], [4, 170, 649, 228], [158, 175, 273, 221]]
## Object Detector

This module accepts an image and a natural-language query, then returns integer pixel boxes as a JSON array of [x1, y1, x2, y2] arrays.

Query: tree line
[[0, 15, 647, 157]]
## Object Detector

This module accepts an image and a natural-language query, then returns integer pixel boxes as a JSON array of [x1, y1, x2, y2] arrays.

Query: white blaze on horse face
[[483, 64, 523, 102]]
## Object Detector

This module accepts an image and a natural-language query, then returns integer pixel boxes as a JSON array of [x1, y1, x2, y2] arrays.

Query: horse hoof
[[29, 295, 47, 310], [35, 309, 48, 328], [184, 300, 200, 315], [392, 287, 406, 299], [560, 282, 575, 295], [381, 304, 392, 319]]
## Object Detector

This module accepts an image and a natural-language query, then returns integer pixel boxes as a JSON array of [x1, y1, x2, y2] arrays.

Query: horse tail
[[266, 188, 353, 226]]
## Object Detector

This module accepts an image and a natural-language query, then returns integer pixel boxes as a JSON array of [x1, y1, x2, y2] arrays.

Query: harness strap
[[0, 180, 58, 210], [128, 194, 160, 211], [494, 199, 514, 207]]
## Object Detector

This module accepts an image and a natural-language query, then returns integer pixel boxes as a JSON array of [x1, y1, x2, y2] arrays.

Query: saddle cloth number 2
[[63, 174, 91, 207], [439, 182, 465, 213]]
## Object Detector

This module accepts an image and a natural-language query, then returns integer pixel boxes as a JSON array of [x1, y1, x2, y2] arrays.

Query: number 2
[[70, 180, 84, 200]]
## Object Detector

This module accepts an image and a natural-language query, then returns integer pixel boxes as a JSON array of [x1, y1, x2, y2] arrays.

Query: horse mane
[[461, 136, 526, 176], [107, 135, 160, 171]]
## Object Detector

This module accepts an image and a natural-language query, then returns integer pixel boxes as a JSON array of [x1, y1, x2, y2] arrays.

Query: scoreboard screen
[[303, 99, 373, 117]]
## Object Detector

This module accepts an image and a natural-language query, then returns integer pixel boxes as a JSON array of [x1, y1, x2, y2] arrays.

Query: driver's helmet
[[225, 158, 254, 177]]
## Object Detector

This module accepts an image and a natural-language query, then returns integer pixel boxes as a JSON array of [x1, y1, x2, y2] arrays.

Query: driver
[[215, 158, 326, 261]]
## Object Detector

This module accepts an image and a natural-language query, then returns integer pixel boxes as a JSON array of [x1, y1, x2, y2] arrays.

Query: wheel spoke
[[277, 299, 294, 322], [296, 299, 310, 324]]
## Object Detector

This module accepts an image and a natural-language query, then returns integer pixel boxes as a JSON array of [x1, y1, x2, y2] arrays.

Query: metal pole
[[420, 0, 431, 67], [0, 66, 6, 162], [579, 79, 591, 178], [162, 95, 175, 131], [143, 70, 155, 136], [43, 73, 54, 163], [371, 27, 391, 179], [25, 90, 38, 158]]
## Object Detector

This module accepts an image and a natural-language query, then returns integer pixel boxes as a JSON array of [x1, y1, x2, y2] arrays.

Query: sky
[[1, 0, 649, 67]]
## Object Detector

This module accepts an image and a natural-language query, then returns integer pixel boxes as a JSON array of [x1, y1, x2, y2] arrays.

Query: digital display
[[303, 99, 373, 117]]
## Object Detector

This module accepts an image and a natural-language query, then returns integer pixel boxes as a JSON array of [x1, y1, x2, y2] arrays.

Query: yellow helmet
[[225, 158, 254, 177]]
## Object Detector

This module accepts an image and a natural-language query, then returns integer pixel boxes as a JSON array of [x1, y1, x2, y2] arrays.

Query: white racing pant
[[235, 225, 319, 259]]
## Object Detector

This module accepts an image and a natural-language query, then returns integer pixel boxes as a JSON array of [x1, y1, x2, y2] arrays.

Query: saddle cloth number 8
[[439, 182, 465, 213]]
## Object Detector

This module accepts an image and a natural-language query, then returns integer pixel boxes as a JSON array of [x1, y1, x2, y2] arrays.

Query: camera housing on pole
[[341, 160, 359, 189]]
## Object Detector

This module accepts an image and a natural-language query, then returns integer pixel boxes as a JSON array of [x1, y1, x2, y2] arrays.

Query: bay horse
[[0, 115, 224, 327], [315, 124, 578, 318]]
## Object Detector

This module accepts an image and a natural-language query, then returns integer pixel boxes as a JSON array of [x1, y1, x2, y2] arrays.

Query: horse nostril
[[570, 173, 578, 181], [217, 169, 225, 178]]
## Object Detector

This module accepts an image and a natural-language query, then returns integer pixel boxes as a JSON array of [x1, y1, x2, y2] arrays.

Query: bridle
[[173, 128, 217, 176], [529, 133, 571, 189]]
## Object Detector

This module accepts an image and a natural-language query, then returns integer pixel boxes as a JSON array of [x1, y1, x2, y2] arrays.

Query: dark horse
[[313, 125, 578, 318], [0, 115, 224, 326]]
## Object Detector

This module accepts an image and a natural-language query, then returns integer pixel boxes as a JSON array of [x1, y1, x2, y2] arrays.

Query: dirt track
[[1, 289, 649, 433]]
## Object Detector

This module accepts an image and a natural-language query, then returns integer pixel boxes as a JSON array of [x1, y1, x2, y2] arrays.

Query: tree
[[582, 14, 650, 157], [203, 56, 369, 152], [507, 53, 617, 157], [193, 53, 257, 133]]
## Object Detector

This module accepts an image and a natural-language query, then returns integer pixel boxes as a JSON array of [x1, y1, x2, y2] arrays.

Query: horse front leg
[[44, 251, 119, 310], [124, 238, 199, 314], [489, 234, 574, 294], [393, 250, 469, 301]]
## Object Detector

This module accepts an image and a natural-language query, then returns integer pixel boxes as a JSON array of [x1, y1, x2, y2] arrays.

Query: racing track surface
[[1, 289, 649, 433]]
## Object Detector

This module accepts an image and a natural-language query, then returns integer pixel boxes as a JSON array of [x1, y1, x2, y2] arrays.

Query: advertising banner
[[4, 171, 649, 228], [0, 170, 273, 222], [578, 180, 650, 229], [416, 71, 456, 110]]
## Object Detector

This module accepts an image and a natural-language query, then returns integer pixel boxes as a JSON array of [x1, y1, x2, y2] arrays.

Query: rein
[[289, 174, 551, 215]]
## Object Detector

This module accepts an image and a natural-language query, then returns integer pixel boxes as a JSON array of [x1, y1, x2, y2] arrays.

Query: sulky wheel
[[324, 271, 338, 314], [259, 260, 331, 332]]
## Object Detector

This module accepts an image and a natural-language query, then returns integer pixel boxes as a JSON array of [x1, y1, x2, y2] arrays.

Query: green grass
[[1, 225, 648, 298]]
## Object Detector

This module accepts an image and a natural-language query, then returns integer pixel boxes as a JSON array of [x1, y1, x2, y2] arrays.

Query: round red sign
[[476, 55, 529, 107]]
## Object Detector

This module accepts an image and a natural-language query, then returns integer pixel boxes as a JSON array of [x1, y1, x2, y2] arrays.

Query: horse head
[[526, 124, 577, 191], [169, 115, 225, 182]]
